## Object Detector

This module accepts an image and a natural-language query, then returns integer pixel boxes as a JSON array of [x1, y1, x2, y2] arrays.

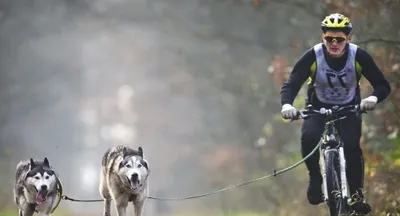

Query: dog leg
[[19, 209, 23, 216], [44, 195, 55, 215], [132, 200, 145, 216], [21, 203, 36, 216], [103, 199, 111, 216], [115, 197, 129, 216]]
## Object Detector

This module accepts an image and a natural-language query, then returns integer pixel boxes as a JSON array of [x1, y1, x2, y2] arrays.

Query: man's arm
[[280, 48, 316, 106], [356, 48, 392, 103]]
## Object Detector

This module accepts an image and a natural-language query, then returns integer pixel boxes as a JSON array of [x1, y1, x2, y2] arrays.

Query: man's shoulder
[[290, 45, 318, 74], [297, 45, 318, 62]]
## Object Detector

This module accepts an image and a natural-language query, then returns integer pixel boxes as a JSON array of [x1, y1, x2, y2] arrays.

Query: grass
[[0, 209, 15, 216], [0, 209, 271, 216], [0, 207, 71, 216], [166, 211, 272, 216]]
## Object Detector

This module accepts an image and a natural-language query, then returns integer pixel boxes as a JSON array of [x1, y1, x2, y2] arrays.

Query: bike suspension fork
[[320, 148, 329, 201], [338, 144, 348, 199]]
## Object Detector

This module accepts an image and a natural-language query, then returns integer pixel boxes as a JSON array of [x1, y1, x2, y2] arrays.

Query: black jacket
[[280, 43, 391, 108]]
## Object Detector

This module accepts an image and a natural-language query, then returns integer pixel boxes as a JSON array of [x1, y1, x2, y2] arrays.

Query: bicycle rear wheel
[[325, 150, 347, 216]]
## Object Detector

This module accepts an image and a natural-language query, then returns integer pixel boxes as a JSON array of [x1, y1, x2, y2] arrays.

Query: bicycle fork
[[320, 148, 329, 201], [338, 145, 348, 200], [320, 144, 349, 202]]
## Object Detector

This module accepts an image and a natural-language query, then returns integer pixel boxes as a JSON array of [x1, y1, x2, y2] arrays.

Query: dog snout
[[41, 185, 48, 191], [131, 173, 139, 181]]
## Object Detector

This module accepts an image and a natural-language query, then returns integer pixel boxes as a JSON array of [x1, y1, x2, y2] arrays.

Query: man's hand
[[360, 96, 378, 110], [281, 104, 297, 119]]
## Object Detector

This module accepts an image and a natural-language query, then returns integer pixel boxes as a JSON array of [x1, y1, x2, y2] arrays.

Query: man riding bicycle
[[280, 13, 391, 214]]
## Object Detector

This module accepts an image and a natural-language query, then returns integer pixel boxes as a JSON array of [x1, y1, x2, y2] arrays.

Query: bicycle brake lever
[[356, 105, 368, 115], [290, 114, 299, 122], [293, 111, 308, 121], [361, 110, 368, 114]]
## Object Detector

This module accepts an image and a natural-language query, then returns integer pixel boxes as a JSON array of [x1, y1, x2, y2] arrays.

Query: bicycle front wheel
[[325, 150, 347, 216]]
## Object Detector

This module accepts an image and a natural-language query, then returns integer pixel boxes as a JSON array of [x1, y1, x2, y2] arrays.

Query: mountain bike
[[292, 104, 366, 216]]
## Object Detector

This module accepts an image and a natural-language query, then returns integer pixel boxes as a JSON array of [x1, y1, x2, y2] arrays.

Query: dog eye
[[137, 164, 142, 168], [126, 164, 132, 168], [45, 176, 49, 179], [35, 176, 40, 180]]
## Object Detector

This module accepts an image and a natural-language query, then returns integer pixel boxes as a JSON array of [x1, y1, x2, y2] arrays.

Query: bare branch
[[354, 38, 400, 45], [260, 0, 325, 19]]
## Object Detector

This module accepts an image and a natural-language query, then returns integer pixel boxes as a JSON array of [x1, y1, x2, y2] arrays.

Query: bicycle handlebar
[[291, 104, 367, 121]]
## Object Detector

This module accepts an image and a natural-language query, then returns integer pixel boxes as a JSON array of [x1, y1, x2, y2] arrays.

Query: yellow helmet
[[321, 13, 352, 35]]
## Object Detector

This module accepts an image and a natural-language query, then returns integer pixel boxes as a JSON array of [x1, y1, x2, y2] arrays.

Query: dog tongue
[[36, 191, 46, 205], [131, 181, 139, 189]]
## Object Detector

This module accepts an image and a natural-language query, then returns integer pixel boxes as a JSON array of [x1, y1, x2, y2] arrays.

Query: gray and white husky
[[13, 157, 62, 216], [99, 145, 150, 216]]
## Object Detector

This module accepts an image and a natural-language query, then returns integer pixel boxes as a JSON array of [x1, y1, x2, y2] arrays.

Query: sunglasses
[[324, 35, 347, 43]]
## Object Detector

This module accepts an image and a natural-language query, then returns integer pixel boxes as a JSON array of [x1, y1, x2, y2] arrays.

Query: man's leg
[[301, 115, 326, 205], [337, 114, 371, 214]]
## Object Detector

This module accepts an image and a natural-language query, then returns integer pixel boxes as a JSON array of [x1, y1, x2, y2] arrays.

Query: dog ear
[[43, 157, 50, 166], [122, 147, 128, 158], [29, 158, 36, 170], [138, 146, 143, 157], [141, 159, 148, 170]]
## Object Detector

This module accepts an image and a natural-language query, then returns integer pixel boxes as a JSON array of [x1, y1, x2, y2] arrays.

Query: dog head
[[25, 157, 56, 205], [118, 146, 149, 191]]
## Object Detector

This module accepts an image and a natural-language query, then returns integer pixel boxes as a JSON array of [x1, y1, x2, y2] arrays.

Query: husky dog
[[99, 145, 150, 216], [13, 157, 62, 216]]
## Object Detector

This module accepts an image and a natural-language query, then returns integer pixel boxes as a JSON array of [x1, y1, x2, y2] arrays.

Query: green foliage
[[0, 207, 70, 216], [389, 137, 400, 166]]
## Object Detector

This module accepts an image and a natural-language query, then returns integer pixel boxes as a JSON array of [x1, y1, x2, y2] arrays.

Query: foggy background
[[1, 0, 399, 216]]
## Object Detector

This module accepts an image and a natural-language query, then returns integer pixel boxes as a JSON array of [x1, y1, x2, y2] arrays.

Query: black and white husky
[[13, 157, 62, 216], [99, 145, 150, 216]]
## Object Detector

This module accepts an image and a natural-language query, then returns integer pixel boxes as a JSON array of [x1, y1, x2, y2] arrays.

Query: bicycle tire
[[325, 150, 347, 216]]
